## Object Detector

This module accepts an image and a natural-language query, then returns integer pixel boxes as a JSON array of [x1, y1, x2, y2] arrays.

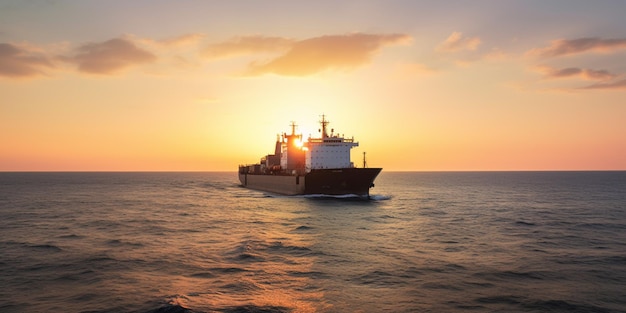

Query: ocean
[[0, 171, 625, 313]]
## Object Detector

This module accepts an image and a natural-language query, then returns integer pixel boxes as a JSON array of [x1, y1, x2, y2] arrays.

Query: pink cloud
[[69, 38, 157, 74], [203, 35, 295, 59], [581, 79, 626, 90], [536, 66, 616, 81], [246, 33, 411, 76], [528, 37, 626, 57], [0, 43, 54, 78], [159, 33, 205, 47], [436, 32, 481, 52]]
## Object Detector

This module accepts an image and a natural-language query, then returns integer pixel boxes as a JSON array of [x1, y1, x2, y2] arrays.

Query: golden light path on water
[[136, 193, 330, 312]]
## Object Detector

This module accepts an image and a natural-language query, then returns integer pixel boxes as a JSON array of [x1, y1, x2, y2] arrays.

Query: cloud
[[68, 38, 157, 74], [437, 32, 481, 53], [580, 79, 626, 90], [135, 33, 205, 49], [159, 33, 205, 47], [528, 37, 626, 57], [203, 35, 295, 59], [0, 42, 54, 78], [246, 33, 411, 76], [536, 66, 616, 81]]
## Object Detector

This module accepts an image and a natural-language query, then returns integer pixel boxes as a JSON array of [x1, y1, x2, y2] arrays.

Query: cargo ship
[[238, 115, 382, 197]]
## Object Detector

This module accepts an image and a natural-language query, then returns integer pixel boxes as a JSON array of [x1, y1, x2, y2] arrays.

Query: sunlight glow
[[1, 2, 625, 171]]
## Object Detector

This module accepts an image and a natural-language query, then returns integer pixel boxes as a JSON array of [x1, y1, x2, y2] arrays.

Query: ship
[[238, 115, 382, 197]]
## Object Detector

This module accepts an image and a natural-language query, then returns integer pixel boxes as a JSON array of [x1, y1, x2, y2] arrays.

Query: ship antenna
[[289, 121, 297, 135], [363, 152, 367, 168], [319, 114, 329, 138]]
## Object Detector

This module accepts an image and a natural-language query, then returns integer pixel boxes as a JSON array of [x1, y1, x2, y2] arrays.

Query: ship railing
[[239, 164, 305, 176], [308, 137, 354, 143]]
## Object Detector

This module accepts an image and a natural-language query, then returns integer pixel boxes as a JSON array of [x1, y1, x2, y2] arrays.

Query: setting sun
[[295, 138, 305, 148]]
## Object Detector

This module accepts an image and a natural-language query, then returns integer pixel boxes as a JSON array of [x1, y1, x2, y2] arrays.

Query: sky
[[1, 0, 625, 171]]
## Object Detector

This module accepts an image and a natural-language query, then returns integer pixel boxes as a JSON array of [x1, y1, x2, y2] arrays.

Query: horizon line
[[1, 169, 625, 173]]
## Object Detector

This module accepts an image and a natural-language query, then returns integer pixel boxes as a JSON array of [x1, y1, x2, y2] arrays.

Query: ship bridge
[[305, 115, 358, 171]]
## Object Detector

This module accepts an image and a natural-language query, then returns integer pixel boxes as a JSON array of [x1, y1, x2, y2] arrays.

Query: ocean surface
[[1, 171, 625, 313]]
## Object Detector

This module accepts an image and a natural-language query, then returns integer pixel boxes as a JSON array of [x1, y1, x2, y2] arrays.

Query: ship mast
[[289, 121, 297, 135], [319, 114, 329, 138]]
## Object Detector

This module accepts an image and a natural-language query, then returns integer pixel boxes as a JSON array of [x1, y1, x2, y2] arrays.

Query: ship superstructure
[[306, 115, 358, 170], [239, 115, 381, 197]]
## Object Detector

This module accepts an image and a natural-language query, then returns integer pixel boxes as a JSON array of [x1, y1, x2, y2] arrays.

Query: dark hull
[[239, 168, 382, 197], [304, 168, 381, 196]]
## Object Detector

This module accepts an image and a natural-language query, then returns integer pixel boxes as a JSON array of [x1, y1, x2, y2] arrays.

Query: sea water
[[0, 171, 625, 312]]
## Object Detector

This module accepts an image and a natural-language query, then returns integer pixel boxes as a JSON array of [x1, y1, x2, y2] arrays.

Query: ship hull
[[239, 168, 382, 197], [238, 173, 306, 196]]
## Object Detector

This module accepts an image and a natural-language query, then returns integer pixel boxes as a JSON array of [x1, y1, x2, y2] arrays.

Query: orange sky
[[1, 1, 625, 171]]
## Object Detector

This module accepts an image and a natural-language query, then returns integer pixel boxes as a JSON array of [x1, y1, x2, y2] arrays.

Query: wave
[[474, 270, 547, 281], [369, 194, 392, 200], [474, 296, 616, 313], [294, 225, 313, 231], [145, 304, 197, 313], [58, 234, 84, 239], [187, 272, 215, 278], [208, 267, 249, 274], [218, 280, 263, 293], [28, 244, 63, 252], [106, 239, 145, 247], [143, 303, 292, 313], [218, 305, 291, 313], [523, 299, 615, 312], [267, 241, 312, 253]]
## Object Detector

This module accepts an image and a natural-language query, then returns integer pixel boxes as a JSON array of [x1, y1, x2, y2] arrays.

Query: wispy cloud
[[159, 33, 205, 47], [436, 32, 481, 53], [580, 79, 626, 90], [0, 42, 54, 78], [203, 35, 295, 59], [245, 33, 411, 76], [528, 37, 626, 57], [524, 37, 626, 91], [68, 38, 157, 75], [536, 65, 616, 81]]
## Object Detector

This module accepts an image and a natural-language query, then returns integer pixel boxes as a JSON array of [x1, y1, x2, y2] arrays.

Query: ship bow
[[304, 168, 382, 196]]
